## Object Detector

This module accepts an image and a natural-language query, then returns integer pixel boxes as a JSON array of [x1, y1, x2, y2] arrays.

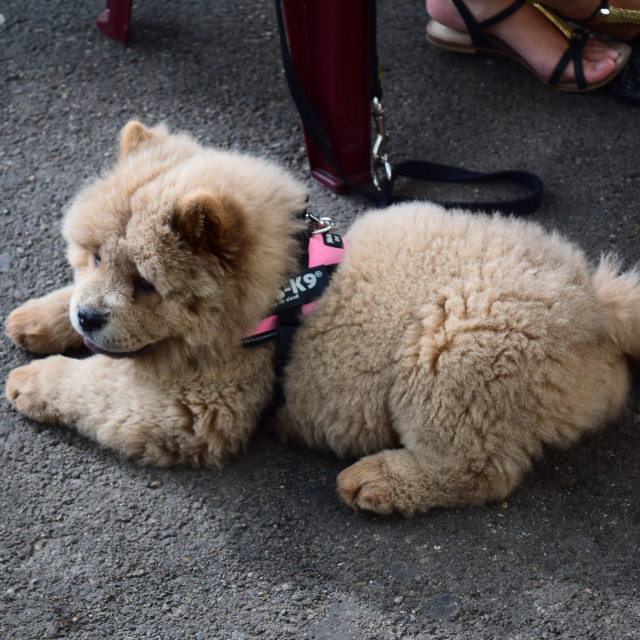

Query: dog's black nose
[[77, 306, 108, 332]]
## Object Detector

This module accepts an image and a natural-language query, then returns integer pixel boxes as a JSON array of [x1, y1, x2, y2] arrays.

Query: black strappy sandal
[[426, 0, 631, 92]]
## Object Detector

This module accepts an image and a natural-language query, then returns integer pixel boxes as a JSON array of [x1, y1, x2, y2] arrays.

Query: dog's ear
[[171, 191, 247, 263], [119, 121, 166, 157]]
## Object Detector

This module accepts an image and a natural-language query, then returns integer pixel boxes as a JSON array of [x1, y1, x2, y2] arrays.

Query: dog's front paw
[[6, 288, 83, 354], [6, 360, 63, 424], [7, 302, 45, 351], [7, 302, 63, 354], [337, 456, 401, 517]]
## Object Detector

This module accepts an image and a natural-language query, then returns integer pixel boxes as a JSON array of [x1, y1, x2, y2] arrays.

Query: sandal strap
[[529, 1, 589, 88], [529, 2, 575, 39], [549, 35, 587, 89], [587, 0, 611, 20], [597, 4, 640, 25], [569, 1, 640, 25], [450, 0, 527, 49], [449, 0, 492, 49], [479, 0, 527, 29]]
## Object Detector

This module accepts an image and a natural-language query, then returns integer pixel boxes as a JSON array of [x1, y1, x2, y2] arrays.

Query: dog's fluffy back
[[279, 203, 635, 512]]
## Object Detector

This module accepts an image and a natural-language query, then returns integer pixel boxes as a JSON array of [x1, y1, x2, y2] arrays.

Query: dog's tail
[[593, 254, 640, 359]]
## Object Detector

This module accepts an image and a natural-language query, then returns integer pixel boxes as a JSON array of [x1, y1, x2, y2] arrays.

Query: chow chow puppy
[[6, 122, 640, 516]]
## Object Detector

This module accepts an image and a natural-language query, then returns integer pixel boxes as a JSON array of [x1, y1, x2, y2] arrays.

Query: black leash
[[275, 0, 544, 215]]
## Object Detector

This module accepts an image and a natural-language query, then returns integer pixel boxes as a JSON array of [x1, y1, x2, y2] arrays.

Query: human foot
[[426, 0, 629, 89]]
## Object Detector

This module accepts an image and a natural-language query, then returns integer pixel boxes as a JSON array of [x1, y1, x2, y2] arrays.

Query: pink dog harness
[[241, 214, 346, 407], [242, 229, 347, 346]]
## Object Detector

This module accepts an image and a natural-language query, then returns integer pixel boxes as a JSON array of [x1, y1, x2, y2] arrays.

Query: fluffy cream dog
[[6, 122, 640, 516]]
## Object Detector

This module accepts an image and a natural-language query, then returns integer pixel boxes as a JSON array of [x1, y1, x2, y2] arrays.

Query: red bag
[[280, 0, 374, 193]]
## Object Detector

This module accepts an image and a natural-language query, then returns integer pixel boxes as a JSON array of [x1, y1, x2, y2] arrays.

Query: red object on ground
[[96, 0, 132, 43], [281, 0, 373, 193]]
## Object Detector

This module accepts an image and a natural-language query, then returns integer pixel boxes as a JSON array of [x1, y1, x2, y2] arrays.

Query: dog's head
[[63, 122, 252, 360]]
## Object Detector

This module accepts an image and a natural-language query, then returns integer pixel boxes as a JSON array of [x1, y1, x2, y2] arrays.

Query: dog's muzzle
[[77, 306, 109, 333]]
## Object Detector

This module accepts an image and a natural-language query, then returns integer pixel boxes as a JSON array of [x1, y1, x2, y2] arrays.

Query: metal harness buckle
[[306, 211, 335, 235]]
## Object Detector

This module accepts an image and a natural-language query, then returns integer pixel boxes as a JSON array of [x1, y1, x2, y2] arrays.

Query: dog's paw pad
[[6, 364, 58, 423], [337, 457, 397, 516], [7, 304, 58, 353]]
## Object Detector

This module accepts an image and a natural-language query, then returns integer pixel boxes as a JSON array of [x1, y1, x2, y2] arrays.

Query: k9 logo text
[[275, 267, 329, 310]]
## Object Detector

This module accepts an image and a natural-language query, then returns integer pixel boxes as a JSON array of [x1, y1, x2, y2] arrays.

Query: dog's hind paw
[[337, 455, 408, 517]]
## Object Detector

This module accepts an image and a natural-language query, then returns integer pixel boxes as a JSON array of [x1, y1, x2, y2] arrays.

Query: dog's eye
[[93, 254, 101, 267], [134, 277, 156, 296]]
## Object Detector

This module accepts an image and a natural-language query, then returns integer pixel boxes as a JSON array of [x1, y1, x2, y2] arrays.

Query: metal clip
[[372, 97, 392, 190], [306, 211, 335, 235]]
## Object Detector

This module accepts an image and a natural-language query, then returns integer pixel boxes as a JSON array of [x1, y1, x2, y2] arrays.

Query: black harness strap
[[271, 227, 310, 401]]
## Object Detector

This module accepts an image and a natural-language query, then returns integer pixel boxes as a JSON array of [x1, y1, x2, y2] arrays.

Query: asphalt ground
[[1, 1, 639, 638]]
